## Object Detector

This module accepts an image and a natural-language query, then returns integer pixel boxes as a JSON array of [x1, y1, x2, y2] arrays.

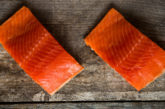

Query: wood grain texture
[[0, 0, 164, 102], [0, 102, 165, 109]]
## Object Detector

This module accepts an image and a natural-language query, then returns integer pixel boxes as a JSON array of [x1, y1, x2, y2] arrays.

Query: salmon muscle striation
[[0, 6, 83, 95], [85, 8, 165, 91]]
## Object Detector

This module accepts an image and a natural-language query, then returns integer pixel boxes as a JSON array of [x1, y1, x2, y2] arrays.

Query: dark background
[[0, 0, 164, 108]]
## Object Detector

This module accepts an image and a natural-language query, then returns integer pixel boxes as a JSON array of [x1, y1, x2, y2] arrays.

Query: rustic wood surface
[[0, 102, 165, 109], [0, 0, 164, 102]]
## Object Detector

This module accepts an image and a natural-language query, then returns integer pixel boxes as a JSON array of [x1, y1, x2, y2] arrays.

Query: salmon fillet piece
[[0, 6, 83, 95], [85, 8, 165, 91]]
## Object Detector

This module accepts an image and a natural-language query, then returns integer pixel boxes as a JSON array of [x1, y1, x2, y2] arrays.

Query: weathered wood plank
[[0, 0, 164, 102], [0, 102, 165, 109]]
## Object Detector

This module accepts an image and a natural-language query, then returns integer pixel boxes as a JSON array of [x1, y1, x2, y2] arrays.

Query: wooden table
[[0, 0, 164, 108]]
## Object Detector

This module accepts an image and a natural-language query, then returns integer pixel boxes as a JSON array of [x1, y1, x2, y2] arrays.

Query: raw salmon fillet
[[85, 8, 165, 91], [0, 6, 83, 95]]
